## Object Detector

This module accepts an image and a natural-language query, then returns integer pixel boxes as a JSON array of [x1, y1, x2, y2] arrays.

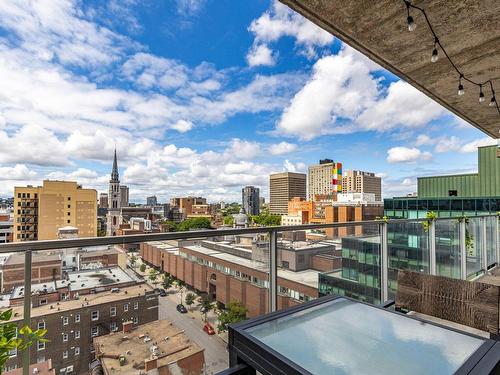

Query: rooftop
[[8, 283, 154, 322], [61, 266, 139, 291], [94, 319, 204, 374]]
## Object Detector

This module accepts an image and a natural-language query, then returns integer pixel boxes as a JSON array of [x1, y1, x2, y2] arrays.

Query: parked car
[[153, 288, 161, 293], [159, 289, 167, 297], [203, 323, 216, 335], [176, 304, 188, 314]]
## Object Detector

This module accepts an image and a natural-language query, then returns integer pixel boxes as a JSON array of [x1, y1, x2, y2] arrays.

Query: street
[[157, 288, 229, 374]]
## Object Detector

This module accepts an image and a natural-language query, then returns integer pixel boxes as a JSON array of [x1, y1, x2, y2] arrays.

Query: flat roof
[[63, 266, 138, 291], [94, 319, 203, 374], [8, 284, 154, 322], [4, 253, 60, 265]]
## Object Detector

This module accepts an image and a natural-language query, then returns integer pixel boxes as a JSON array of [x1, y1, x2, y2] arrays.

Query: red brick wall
[[311, 254, 341, 272]]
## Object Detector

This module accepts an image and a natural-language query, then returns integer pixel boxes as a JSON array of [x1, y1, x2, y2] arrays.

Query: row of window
[[17, 193, 37, 199]]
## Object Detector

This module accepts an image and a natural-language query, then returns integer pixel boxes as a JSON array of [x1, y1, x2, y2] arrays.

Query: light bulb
[[431, 48, 438, 63], [407, 16, 416, 31], [490, 97, 496, 107], [457, 84, 464, 96]]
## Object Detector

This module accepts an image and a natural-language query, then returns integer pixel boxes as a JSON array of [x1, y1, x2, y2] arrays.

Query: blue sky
[[0, 0, 495, 203]]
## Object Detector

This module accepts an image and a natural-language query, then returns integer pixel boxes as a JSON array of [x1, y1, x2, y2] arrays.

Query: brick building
[[94, 319, 205, 374], [140, 238, 324, 317], [4, 284, 158, 374]]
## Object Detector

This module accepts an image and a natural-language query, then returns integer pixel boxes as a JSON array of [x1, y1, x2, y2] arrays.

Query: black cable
[[402, 0, 500, 114]]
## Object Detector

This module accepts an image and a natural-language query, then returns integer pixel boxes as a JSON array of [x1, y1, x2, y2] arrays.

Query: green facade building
[[418, 145, 499, 198]]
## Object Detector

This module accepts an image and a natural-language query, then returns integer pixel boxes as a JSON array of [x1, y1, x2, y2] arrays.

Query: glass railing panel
[[387, 220, 430, 299], [485, 216, 498, 267], [314, 223, 382, 305], [466, 217, 484, 279], [435, 218, 461, 279]]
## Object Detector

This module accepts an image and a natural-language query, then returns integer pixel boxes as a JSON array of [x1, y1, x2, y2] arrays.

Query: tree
[[217, 301, 247, 332], [0, 309, 48, 370], [177, 217, 212, 232], [185, 292, 196, 311], [148, 269, 159, 287], [174, 280, 185, 304], [198, 297, 214, 322], [223, 216, 234, 226], [140, 263, 146, 273], [251, 210, 281, 226], [162, 275, 173, 291], [161, 220, 178, 232], [129, 255, 138, 268]]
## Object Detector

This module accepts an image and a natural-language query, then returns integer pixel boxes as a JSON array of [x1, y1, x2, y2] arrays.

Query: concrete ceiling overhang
[[279, 0, 500, 138]]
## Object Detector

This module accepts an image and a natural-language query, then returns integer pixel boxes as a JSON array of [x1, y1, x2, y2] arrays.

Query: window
[[133, 316, 138, 324], [91, 327, 99, 337], [63, 350, 68, 359], [74, 347, 80, 356], [67, 220, 70, 224], [91, 310, 99, 321], [37, 356, 45, 363], [68, 197, 71, 201], [38, 321, 45, 330], [37, 341, 45, 351], [62, 333, 68, 342], [110, 306, 116, 317], [110, 322, 117, 331], [63, 316, 68, 325], [7, 364, 17, 371], [8, 328, 17, 357], [67, 204, 71, 208], [75, 330, 80, 339], [66, 365, 74, 374], [134, 302, 138, 310], [75, 314, 80, 323], [67, 212, 70, 216], [40, 299, 48, 305], [123, 304, 129, 312]]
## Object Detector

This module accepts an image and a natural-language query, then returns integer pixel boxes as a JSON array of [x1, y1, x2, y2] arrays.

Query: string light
[[457, 75, 464, 96], [431, 38, 439, 63], [402, 0, 499, 114]]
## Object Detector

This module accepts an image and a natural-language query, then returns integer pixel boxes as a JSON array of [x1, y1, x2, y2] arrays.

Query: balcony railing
[[0, 215, 498, 374]]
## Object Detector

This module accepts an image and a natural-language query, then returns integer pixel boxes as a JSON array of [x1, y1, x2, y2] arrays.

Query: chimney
[[122, 321, 133, 333], [144, 357, 157, 372]]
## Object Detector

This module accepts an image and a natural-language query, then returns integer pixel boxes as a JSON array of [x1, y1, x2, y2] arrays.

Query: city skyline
[[0, 0, 496, 203]]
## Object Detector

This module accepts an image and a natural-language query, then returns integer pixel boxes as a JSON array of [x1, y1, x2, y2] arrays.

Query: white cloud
[[0, 164, 37, 181], [247, 44, 277, 67], [268, 142, 297, 155], [460, 137, 497, 153], [176, 0, 206, 15], [415, 134, 434, 146], [248, 1, 333, 58], [434, 136, 461, 153], [386, 147, 432, 163], [283, 160, 306, 172], [171, 120, 193, 133], [226, 139, 261, 160]]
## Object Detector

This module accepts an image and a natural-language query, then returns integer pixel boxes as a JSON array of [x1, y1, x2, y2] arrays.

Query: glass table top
[[245, 298, 485, 375]]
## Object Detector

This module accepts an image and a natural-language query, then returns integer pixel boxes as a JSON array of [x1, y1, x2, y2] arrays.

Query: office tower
[[14, 181, 97, 242], [342, 170, 382, 201], [120, 185, 129, 207], [242, 186, 260, 215], [146, 196, 157, 206], [269, 172, 306, 215], [99, 193, 109, 209], [308, 159, 343, 201], [170, 197, 207, 219], [107, 149, 121, 236]]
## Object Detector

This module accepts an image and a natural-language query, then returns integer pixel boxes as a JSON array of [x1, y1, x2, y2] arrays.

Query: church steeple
[[110, 148, 119, 183]]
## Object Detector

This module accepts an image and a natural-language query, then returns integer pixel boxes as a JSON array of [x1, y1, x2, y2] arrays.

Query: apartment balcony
[[0, 216, 498, 374]]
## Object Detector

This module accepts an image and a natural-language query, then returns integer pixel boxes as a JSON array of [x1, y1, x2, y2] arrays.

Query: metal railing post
[[429, 220, 437, 275], [460, 220, 467, 280], [380, 222, 389, 303], [268, 230, 278, 313], [23, 250, 32, 375], [496, 216, 500, 268], [481, 217, 488, 272]]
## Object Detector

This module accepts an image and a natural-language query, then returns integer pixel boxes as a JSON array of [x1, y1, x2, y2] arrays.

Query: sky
[[0, 0, 496, 203]]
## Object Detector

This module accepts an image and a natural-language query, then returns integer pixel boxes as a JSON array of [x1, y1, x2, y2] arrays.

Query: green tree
[[184, 292, 196, 311], [177, 217, 212, 232], [174, 280, 185, 304], [139, 263, 146, 273], [148, 269, 159, 287], [129, 255, 138, 268], [0, 310, 48, 370], [161, 220, 178, 232], [251, 210, 281, 226], [198, 297, 214, 322], [162, 275, 173, 291], [217, 301, 247, 332], [223, 215, 234, 226]]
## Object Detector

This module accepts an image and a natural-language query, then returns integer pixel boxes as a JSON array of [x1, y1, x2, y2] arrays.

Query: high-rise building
[[342, 170, 382, 201], [0, 213, 13, 244], [269, 172, 306, 215], [146, 196, 157, 206], [99, 193, 108, 209], [170, 197, 207, 219], [242, 186, 260, 215], [14, 181, 97, 241], [120, 185, 129, 207], [308, 159, 343, 201], [107, 149, 121, 236]]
